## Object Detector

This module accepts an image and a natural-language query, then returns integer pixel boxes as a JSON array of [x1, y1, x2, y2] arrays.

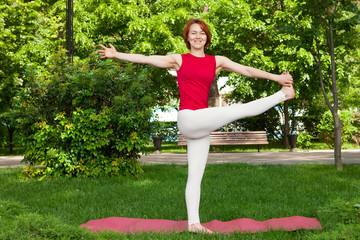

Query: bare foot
[[281, 84, 295, 100], [188, 223, 213, 234]]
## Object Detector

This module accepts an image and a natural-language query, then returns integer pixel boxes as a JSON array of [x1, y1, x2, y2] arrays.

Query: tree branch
[[328, 18, 339, 111], [313, 33, 334, 113]]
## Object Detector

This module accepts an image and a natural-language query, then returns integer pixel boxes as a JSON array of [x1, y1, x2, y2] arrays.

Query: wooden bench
[[178, 131, 269, 152]]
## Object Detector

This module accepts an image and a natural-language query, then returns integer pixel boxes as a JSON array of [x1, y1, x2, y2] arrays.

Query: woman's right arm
[[98, 43, 181, 70]]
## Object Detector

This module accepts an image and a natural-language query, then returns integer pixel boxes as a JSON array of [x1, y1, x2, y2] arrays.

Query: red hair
[[183, 18, 211, 50]]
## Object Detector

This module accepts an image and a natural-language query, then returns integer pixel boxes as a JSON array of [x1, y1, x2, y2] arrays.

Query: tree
[[200, 0, 321, 143], [292, 0, 360, 169], [0, 0, 61, 153]]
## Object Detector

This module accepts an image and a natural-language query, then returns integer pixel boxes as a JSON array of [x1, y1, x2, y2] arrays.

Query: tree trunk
[[333, 112, 343, 170], [329, 18, 342, 170], [283, 100, 289, 148], [208, 80, 220, 108], [7, 126, 14, 154]]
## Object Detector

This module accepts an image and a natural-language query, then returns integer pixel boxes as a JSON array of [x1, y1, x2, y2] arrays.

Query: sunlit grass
[[1, 164, 360, 239]]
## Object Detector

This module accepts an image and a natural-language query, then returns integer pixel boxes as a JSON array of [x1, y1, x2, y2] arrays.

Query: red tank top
[[177, 53, 216, 110]]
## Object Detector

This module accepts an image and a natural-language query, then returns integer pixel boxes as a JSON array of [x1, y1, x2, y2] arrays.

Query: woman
[[98, 18, 294, 234]]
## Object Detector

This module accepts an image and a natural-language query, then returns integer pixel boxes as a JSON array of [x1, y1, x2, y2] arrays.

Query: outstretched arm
[[216, 56, 293, 86], [98, 43, 181, 70]]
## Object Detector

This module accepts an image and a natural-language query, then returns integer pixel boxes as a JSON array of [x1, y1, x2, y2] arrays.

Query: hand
[[277, 71, 294, 87], [98, 43, 117, 58]]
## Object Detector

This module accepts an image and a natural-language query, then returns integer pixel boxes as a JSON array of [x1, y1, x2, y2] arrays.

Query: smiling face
[[183, 19, 211, 50], [187, 23, 207, 50]]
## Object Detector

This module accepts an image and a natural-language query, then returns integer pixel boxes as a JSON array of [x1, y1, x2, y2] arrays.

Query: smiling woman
[[98, 18, 295, 234]]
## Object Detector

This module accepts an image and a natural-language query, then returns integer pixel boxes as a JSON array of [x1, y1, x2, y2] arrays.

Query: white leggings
[[177, 91, 286, 225]]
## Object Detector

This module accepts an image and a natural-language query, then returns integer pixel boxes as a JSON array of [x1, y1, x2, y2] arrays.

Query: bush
[[317, 110, 358, 149], [296, 132, 314, 149], [151, 121, 179, 142], [351, 112, 360, 145], [15, 51, 156, 178]]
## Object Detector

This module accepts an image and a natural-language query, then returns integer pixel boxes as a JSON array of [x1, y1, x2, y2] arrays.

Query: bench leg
[[258, 145, 260, 152]]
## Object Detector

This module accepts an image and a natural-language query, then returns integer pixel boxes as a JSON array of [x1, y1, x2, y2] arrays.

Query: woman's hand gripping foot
[[279, 71, 295, 100], [188, 223, 214, 234]]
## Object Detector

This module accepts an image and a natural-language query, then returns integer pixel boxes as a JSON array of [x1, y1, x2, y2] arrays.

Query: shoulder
[[169, 53, 182, 59], [215, 55, 229, 63], [168, 54, 182, 70], [168, 54, 182, 63], [215, 55, 231, 67]]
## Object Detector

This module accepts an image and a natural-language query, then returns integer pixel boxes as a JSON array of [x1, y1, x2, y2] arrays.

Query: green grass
[[1, 164, 360, 239]]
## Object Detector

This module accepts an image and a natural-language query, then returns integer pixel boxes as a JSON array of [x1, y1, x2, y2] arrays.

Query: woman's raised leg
[[178, 87, 293, 139]]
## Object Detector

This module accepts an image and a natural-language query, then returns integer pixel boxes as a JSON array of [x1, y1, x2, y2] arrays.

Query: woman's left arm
[[216, 56, 293, 86]]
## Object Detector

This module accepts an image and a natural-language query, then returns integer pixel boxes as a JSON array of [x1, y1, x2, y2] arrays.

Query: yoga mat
[[81, 216, 322, 234]]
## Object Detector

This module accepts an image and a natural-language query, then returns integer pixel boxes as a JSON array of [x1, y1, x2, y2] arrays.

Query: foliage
[[297, 132, 314, 149], [201, 0, 326, 140], [317, 110, 358, 149], [1, 0, 359, 171], [289, 0, 360, 167], [0, 123, 6, 146], [352, 112, 360, 145], [15, 51, 155, 178], [151, 121, 179, 142], [0, 0, 62, 152]]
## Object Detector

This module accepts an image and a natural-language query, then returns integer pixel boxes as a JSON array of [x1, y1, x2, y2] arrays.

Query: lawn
[[1, 163, 360, 239]]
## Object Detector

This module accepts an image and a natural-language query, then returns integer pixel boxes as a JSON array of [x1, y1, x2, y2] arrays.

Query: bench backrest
[[178, 131, 269, 145]]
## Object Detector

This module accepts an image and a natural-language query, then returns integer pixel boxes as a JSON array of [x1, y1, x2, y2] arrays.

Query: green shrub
[[15, 51, 156, 178], [296, 132, 314, 149], [317, 110, 358, 149], [352, 112, 360, 145], [151, 121, 179, 142]]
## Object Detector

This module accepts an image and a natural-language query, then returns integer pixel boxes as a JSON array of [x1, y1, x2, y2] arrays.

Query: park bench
[[178, 131, 269, 152]]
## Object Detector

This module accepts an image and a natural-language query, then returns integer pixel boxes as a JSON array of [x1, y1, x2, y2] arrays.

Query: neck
[[190, 48, 205, 57]]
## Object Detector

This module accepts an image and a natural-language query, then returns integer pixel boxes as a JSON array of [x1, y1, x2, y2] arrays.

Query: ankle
[[281, 85, 295, 100], [188, 223, 213, 234]]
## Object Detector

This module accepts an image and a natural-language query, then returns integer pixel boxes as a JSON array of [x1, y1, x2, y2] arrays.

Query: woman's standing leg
[[185, 135, 210, 226]]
